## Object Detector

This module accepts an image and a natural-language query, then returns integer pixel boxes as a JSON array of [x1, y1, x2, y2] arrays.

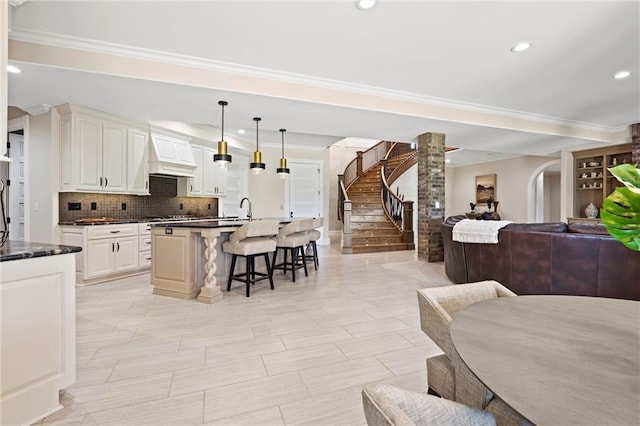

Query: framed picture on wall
[[476, 174, 496, 204]]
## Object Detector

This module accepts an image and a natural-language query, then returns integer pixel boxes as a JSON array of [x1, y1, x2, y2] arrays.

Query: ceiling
[[6, 1, 639, 167]]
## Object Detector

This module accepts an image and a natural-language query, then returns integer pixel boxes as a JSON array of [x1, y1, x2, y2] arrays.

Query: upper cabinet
[[127, 128, 150, 195], [177, 144, 227, 197], [58, 105, 149, 195]]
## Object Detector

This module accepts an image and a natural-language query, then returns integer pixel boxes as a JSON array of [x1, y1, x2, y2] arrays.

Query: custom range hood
[[149, 132, 197, 177]]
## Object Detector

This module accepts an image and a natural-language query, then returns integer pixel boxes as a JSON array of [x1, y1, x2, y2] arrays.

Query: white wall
[[391, 163, 418, 240], [28, 110, 60, 243], [1, 3, 7, 142], [544, 173, 561, 222], [446, 155, 558, 223], [247, 144, 324, 219], [327, 138, 378, 231]]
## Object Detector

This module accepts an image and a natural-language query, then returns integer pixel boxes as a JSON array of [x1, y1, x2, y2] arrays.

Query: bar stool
[[271, 218, 313, 282], [304, 217, 323, 270], [222, 220, 279, 297]]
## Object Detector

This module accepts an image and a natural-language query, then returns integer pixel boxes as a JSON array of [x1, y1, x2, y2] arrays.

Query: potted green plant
[[600, 163, 640, 251]]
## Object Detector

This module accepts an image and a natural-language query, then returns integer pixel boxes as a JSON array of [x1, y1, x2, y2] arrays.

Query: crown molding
[[8, 0, 30, 7], [9, 28, 628, 136]]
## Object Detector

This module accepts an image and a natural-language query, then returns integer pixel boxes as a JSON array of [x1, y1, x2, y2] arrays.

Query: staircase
[[347, 152, 415, 254]]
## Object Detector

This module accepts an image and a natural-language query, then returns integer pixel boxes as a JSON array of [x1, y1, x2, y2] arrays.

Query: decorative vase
[[490, 201, 501, 220], [585, 202, 598, 219]]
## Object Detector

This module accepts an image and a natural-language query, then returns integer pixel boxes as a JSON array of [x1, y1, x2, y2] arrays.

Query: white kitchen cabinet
[[138, 223, 152, 268], [127, 128, 150, 195], [0, 253, 76, 426], [86, 235, 137, 277], [58, 104, 143, 194], [178, 144, 227, 197], [61, 223, 144, 284]]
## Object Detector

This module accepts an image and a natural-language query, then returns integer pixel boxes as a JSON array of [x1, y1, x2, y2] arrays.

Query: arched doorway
[[527, 160, 561, 223]]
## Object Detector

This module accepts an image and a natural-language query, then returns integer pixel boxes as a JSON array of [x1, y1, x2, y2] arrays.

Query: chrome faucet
[[240, 197, 252, 221]]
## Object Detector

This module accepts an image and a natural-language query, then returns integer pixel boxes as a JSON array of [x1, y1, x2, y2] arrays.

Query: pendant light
[[250, 117, 265, 175], [213, 100, 232, 167], [277, 128, 290, 178]]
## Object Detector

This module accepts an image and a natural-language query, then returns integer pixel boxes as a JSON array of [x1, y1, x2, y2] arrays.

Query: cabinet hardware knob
[[111, 242, 115, 252], [100, 177, 103, 187], [116, 242, 120, 251], [105, 177, 108, 187], [146, 241, 151, 245], [110, 230, 120, 234]]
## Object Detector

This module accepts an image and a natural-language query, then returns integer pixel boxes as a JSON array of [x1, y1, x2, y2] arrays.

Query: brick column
[[417, 132, 445, 262], [632, 123, 639, 164]]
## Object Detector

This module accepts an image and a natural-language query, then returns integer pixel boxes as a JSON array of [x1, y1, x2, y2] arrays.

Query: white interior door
[[8, 132, 25, 240], [223, 154, 248, 218], [288, 161, 322, 218]]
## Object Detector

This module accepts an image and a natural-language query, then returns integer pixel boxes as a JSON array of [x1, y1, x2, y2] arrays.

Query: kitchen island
[[0, 241, 81, 425], [150, 219, 289, 303]]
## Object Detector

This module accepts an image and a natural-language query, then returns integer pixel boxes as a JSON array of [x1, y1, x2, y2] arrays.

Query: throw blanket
[[452, 219, 513, 244]]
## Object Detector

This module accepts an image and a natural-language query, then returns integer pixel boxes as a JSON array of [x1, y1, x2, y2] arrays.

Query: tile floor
[[39, 239, 452, 425]]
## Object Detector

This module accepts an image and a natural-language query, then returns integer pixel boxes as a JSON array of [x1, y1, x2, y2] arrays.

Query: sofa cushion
[[551, 233, 599, 296], [567, 223, 609, 235], [598, 238, 640, 300], [504, 222, 567, 232], [509, 231, 553, 295]]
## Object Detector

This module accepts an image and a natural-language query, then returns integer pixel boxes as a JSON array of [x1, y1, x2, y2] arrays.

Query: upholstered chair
[[417, 281, 531, 426], [304, 217, 323, 270], [222, 220, 279, 297], [271, 218, 313, 282], [362, 383, 496, 426]]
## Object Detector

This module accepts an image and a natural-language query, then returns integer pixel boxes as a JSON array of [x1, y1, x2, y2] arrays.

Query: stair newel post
[[402, 200, 415, 248], [338, 174, 353, 254], [342, 199, 353, 254], [356, 151, 364, 178]]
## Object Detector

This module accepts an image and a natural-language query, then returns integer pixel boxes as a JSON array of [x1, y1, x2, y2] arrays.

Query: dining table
[[450, 295, 640, 425]]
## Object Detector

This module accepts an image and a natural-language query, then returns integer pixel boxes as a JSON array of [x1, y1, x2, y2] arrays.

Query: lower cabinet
[[61, 223, 146, 284], [86, 235, 138, 277], [138, 223, 152, 268]]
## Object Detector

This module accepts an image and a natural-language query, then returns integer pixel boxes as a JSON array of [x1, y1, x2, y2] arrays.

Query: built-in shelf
[[573, 144, 632, 218]]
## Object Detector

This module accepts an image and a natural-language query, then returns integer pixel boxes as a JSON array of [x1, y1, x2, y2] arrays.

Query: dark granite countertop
[[150, 217, 292, 229], [59, 216, 229, 226], [1, 241, 82, 262]]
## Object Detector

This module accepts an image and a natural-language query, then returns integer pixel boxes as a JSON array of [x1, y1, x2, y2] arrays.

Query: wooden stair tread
[[345, 148, 415, 254]]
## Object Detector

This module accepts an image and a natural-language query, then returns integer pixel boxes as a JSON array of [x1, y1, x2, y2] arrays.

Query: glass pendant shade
[[250, 117, 265, 175], [277, 128, 290, 178], [213, 100, 232, 167]]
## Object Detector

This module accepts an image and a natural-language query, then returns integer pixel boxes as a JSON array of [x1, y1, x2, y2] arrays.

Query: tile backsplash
[[59, 176, 218, 222]]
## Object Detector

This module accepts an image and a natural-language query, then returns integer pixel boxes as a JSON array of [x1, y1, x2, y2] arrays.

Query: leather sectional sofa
[[442, 216, 640, 301]]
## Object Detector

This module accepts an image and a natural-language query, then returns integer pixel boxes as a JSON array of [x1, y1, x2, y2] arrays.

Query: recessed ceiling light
[[356, 0, 376, 10], [6, 65, 21, 74], [613, 70, 631, 80], [510, 42, 531, 53], [238, 129, 245, 134]]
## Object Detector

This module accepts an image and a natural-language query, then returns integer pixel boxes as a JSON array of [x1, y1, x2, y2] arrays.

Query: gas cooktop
[[144, 215, 221, 222]]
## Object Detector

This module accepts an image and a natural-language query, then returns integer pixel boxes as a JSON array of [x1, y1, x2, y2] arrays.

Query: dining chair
[[271, 218, 313, 282], [362, 383, 496, 426], [303, 217, 323, 270], [222, 220, 279, 297], [417, 281, 531, 425]]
